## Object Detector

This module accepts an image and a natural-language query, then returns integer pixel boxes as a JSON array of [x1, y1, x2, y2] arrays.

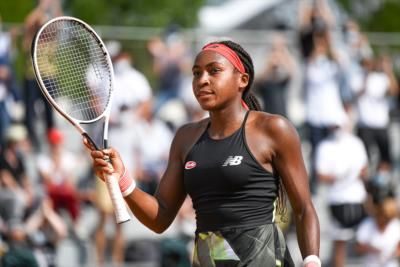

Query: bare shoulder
[[175, 117, 209, 138], [249, 111, 300, 149], [250, 111, 297, 135], [172, 117, 209, 162]]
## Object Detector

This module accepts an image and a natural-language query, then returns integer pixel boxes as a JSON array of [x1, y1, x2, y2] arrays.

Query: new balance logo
[[222, 156, 243, 166]]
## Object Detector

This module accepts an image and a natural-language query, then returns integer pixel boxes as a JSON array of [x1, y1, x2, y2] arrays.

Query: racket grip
[[105, 173, 131, 224]]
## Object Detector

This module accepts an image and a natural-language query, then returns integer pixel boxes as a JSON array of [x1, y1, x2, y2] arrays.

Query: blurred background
[[0, 0, 400, 266]]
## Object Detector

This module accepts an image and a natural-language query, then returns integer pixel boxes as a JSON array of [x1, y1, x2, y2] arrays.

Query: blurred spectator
[[107, 41, 154, 176], [355, 197, 400, 267], [352, 56, 399, 175], [176, 197, 196, 243], [342, 20, 373, 107], [25, 197, 67, 267], [303, 31, 348, 194], [160, 197, 195, 267], [0, 125, 57, 267], [37, 129, 80, 223], [315, 114, 368, 267], [298, 0, 335, 61], [131, 99, 173, 195], [254, 33, 296, 117], [22, 0, 62, 150], [92, 178, 125, 267], [0, 16, 21, 147], [343, 20, 373, 63], [107, 41, 153, 127], [0, 125, 32, 235], [147, 29, 191, 113], [36, 128, 87, 265], [1, 224, 39, 267]]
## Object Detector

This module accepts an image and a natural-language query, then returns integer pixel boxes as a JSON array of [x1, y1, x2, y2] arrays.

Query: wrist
[[118, 167, 136, 197], [303, 255, 321, 267]]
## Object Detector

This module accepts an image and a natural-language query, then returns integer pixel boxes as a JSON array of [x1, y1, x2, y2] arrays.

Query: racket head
[[31, 16, 114, 127]]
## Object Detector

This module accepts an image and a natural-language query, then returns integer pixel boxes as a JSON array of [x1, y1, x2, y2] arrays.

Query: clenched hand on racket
[[83, 142, 123, 180]]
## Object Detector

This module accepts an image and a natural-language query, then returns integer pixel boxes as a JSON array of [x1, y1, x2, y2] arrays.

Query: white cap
[[5, 124, 27, 143], [105, 40, 121, 58]]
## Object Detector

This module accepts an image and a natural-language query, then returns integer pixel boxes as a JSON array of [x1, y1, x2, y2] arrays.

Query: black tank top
[[184, 111, 279, 233]]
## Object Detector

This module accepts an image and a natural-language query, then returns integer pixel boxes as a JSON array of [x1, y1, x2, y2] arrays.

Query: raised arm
[[124, 126, 188, 233], [88, 125, 190, 234], [269, 116, 320, 260], [381, 56, 399, 96]]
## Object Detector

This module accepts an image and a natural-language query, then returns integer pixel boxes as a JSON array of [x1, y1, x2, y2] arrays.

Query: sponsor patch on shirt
[[185, 161, 197, 169]]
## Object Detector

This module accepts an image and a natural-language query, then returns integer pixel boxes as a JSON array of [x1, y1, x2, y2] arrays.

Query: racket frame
[[32, 16, 112, 149], [32, 16, 130, 224]]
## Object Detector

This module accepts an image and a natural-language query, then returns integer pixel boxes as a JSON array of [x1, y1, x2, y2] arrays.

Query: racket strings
[[36, 20, 112, 121]]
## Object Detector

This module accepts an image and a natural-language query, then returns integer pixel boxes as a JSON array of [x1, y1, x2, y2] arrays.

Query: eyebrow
[[192, 61, 224, 70]]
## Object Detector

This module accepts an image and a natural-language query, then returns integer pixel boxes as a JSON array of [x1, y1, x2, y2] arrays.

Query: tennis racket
[[31, 16, 130, 224]]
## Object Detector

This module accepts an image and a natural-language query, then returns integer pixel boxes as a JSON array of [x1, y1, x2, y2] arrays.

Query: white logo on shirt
[[222, 156, 243, 166]]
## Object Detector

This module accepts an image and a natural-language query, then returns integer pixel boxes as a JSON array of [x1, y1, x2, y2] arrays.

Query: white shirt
[[0, 32, 11, 58], [353, 72, 390, 128], [37, 150, 77, 184], [356, 217, 400, 267], [305, 56, 347, 126], [109, 116, 173, 178], [0, 32, 11, 102], [131, 118, 173, 174], [111, 60, 152, 121], [315, 130, 368, 204]]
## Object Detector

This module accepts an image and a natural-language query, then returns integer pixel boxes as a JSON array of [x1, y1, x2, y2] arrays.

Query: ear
[[238, 73, 249, 93]]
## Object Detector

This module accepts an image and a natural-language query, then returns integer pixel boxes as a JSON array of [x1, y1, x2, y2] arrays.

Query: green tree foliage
[[0, 0, 35, 23], [362, 2, 400, 32], [65, 0, 204, 27], [338, 0, 400, 32], [0, 0, 204, 87], [0, 0, 204, 27]]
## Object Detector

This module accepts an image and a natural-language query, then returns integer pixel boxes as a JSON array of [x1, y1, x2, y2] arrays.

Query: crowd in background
[[0, 0, 400, 266]]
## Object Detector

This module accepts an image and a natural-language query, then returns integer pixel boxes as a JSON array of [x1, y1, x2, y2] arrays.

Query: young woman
[[86, 40, 320, 267]]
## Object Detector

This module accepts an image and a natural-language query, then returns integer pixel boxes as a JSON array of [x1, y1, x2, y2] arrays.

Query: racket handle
[[105, 173, 131, 224]]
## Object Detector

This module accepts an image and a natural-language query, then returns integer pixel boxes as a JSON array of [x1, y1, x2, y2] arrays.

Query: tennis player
[[86, 40, 320, 267]]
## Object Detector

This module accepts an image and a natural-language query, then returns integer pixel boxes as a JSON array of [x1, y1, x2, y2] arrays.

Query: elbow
[[150, 216, 171, 234], [294, 201, 318, 222], [151, 224, 168, 234], [153, 229, 164, 234]]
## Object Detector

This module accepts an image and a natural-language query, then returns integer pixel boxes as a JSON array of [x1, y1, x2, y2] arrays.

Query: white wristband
[[303, 255, 321, 267]]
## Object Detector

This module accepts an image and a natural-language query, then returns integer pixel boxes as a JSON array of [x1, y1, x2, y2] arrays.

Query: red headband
[[202, 43, 246, 73]]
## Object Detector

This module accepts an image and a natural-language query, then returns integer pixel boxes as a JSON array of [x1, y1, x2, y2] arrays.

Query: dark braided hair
[[208, 40, 262, 111], [208, 40, 287, 219]]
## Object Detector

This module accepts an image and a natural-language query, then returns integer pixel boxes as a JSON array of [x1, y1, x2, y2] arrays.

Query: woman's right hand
[[83, 138, 125, 181]]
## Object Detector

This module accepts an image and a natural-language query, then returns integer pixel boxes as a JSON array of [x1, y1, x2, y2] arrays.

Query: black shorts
[[329, 203, 366, 229], [193, 223, 294, 267], [357, 127, 391, 164]]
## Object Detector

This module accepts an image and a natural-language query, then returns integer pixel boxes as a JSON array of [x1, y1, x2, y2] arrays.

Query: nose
[[194, 71, 210, 88]]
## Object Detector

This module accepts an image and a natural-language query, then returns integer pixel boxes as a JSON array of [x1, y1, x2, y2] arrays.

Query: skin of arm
[[315, 0, 336, 28], [318, 165, 369, 184], [355, 242, 380, 255], [298, 0, 312, 29], [396, 243, 400, 257], [317, 173, 335, 184], [247, 112, 320, 258], [124, 126, 187, 233], [381, 57, 399, 96], [271, 116, 320, 258]]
